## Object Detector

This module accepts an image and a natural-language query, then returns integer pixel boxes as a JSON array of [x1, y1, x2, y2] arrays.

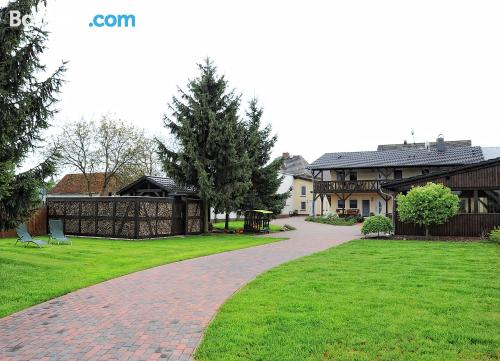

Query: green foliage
[[305, 215, 357, 226], [489, 227, 500, 244], [157, 58, 250, 232], [361, 215, 393, 236], [240, 98, 289, 214], [197, 240, 500, 361], [0, 234, 284, 317], [325, 211, 339, 220], [397, 182, 459, 237], [0, 0, 65, 230], [212, 220, 283, 233]]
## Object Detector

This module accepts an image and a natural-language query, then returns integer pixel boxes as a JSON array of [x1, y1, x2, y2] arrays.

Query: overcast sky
[[14, 0, 500, 163]]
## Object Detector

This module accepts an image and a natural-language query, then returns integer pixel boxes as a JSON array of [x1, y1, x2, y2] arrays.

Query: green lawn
[[0, 234, 284, 318], [212, 220, 284, 232], [197, 240, 500, 361]]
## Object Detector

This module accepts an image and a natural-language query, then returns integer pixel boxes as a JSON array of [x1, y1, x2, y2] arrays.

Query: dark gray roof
[[309, 146, 484, 170], [281, 155, 312, 178], [145, 176, 197, 194], [117, 175, 197, 195], [382, 157, 500, 191], [378, 140, 472, 151]]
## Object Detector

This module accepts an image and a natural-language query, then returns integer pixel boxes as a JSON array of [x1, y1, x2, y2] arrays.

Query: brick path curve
[[0, 218, 360, 361]]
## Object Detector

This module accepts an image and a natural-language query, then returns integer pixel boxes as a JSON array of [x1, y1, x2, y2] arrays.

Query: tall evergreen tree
[[157, 58, 250, 232], [0, 0, 65, 230], [242, 98, 289, 214]]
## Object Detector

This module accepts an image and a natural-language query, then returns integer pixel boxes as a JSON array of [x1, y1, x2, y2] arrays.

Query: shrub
[[305, 216, 356, 226], [489, 227, 500, 244], [325, 212, 339, 220], [397, 182, 459, 238], [361, 215, 393, 237]]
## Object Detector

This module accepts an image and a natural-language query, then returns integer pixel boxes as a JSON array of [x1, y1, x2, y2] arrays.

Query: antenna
[[411, 130, 416, 144]]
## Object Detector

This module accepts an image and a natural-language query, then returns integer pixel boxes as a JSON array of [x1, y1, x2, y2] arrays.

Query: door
[[362, 200, 370, 217], [172, 199, 186, 235]]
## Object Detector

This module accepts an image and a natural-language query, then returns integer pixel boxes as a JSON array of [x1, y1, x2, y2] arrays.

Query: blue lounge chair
[[15, 224, 47, 248], [48, 219, 72, 245]]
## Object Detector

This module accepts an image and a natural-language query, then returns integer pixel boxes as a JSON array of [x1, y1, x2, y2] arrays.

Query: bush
[[325, 212, 339, 220], [489, 227, 500, 244], [305, 215, 357, 226], [361, 215, 393, 237]]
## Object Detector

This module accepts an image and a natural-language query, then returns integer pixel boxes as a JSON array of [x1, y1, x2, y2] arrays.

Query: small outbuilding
[[244, 210, 272, 233], [382, 157, 500, 237]]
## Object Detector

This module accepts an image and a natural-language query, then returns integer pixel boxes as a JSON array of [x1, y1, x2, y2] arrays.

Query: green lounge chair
[[48, 219, 72, 245], [15, 224, 47, 248]]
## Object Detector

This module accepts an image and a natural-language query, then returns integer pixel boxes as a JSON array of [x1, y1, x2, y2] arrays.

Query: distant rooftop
[[280, 153, 312, 179], [377, 140, 471, 151]]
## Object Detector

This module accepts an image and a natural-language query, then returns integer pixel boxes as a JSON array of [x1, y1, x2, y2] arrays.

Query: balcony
[[314, 180, 382, 194]]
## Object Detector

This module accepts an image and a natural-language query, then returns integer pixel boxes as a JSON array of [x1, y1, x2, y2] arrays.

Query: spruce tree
[[0, 0, 65, 230], [242, 98, 289, 214], [158, 58, 250, 232]]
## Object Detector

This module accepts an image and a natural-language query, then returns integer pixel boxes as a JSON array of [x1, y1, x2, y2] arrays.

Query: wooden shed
[[382, 157, 500, 237]]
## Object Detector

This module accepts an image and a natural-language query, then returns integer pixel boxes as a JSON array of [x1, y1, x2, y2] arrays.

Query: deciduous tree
[[396, 182, 459, 238]]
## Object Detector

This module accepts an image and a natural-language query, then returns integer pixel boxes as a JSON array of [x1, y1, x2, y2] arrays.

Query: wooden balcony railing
[[314, 180, 382, 193]]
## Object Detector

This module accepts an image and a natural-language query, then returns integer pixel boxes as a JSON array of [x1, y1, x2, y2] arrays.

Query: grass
[[212, 220, 284, 232], [196, 240, 500, 361], [305, 215, 358, 226], [0, 234, 284, 318]]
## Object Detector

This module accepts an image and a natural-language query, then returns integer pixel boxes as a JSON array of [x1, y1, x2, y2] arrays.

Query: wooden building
[[382, 157, 500, 237], [46, 176, 204, 239]]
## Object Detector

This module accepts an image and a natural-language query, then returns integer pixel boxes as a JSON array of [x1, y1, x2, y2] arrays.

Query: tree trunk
[[203, 200, 209, 233], [225, 213, 229, 231], [425, 227, 430, 238]]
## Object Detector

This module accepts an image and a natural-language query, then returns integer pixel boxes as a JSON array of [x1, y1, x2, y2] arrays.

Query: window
[[422, 169, 430, 175], [349, 199, 358, 208], [349, 171, 357, 181], [338, 199, 345, 208], [394, 170, 403, 179], [301, 185, 306, 196], [456, 190, 500, 214], [301, 201, 306, 210], [336, 171, 345, 181]]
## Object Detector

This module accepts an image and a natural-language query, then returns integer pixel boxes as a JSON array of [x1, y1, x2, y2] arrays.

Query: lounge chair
[[48, 219, 72, 245], [15, 224, 47, 248]]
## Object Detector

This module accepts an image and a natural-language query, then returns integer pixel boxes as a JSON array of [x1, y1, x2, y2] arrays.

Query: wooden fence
[[46, 197, 203, 239], [395, 213, 500, 237], [0, 207, 48, 238]]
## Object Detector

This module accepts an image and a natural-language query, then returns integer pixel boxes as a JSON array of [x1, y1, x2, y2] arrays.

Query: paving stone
[[0, 218, 359, 360]]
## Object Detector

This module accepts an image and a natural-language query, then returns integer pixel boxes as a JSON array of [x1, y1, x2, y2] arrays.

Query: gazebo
[[243, 210, 273, 233]]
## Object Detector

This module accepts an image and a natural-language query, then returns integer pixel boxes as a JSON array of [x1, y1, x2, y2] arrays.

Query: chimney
[[282, 152, 290, 159], [436, 134, 445, 152]]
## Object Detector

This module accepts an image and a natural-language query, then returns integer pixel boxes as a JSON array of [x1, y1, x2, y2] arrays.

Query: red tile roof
[[49, 173, 121, 195]]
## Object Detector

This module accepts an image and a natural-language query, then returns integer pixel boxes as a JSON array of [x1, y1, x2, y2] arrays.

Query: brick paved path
[[0, 218, 360, 361]]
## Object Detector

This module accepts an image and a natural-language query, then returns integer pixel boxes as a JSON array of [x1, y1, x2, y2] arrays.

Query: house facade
[[308, 137, 485, 217], [279, 153, 329, 216]]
